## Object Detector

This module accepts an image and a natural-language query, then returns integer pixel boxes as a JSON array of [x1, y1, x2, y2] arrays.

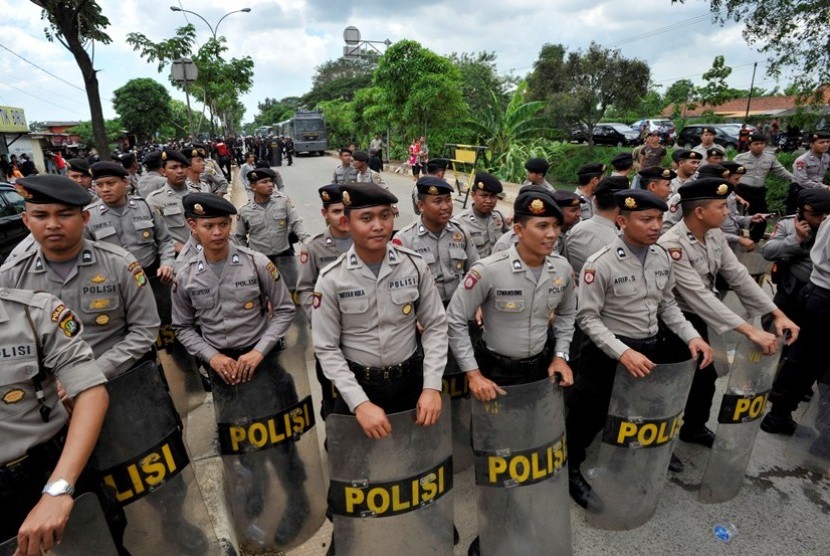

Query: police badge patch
[[266, 262, 280, 281], [583, 269, 596, 285], [312, 292, 322, 309], [133, 267, 147, 287], [59, 312, 81, 337], [668, 248, 683, 261], [300, 251, 309, 264], [464, 269, 481, 290]]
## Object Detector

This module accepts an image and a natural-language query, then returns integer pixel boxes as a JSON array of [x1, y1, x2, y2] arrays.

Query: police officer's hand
[[15, 494, 74, 556], [157, 265, 174, 284], [355, 402, 392, 439], [237, 350, 265, 383], [210, 354, 240, 384], [750, 213, 768, 224], [619, 349, 655, 378], [772, 311, 799, 345], [744, 326, 779, 355], [548, 357, 573, 387], [737, 236, 756, 251], [687, 337, 713, 368], [795, 218, 811, 242], [736, 194, 750, 208], [415, 388, 442, 426], [466, 370, 507, 401], [474, 307, 484, 328]]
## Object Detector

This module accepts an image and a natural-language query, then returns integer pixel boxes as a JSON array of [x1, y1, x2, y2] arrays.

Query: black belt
[[217, 339, 284, 360], [0, 426, 67, 491], [347, 355, 420, 386], [617, 334, 659, 350], [269, 248, 294, 258], [475, 339, 550, 380]]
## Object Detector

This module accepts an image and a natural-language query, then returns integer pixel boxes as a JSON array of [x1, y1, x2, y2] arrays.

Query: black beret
[[697, 164, 731, 179], [638, 166, 677, 180], [416, 176, 453, 196], [672, 149, 702, 162], [183, 193, 237, 218], [611, 152, 634, 168], [248, 168, 276, 183], [524, 157, 550, 174], [678, 178, 734, 202], [514, 189, 563, 220], [798, 188, 830, 213], [255, 160, 271, 169], [701, 127, 716, 134], [706, 147, 724, 158], [721, 161, 747, 175], [577, 162, 606, 176], [120, 153, 136, 167], [181, 144, 207, 159], [14, 174, 92, 207], [352, 151, 369, 162], [91, 161, 129, 179], [161, 149, 190, 167], [67, 158, 91, 175], [552, 190, 584, 207], [809, 131, 830, 142], [426, 158, 450, 173], [615, 189, 668, 212], [318, 184, 342, 206], [142, 151, 163, 170], [594, 175, 631, 195], [471, 171, 502, 194], [748, 132, 768, 143], [340, 182, 398, 209]]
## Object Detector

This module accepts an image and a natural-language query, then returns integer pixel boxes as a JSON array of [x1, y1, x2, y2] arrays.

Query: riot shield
[[0, 493, 118, 556], [707, 326, 740, 378], [471, 378, 571, 556], [327, 396, 454, 555], [699, 336, 783, 503], [94, 361, 221, 555], [786, 369, 830, 475], [586, 359, 696, 530], [212, 335, 326, 553], [443, 350, 473, 473]]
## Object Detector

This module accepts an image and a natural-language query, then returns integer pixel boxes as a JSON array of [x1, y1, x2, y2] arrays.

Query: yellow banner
[[0, 106, 28, 133]]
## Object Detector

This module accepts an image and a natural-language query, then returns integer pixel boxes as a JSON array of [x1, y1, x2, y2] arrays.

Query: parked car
[[0, 183, 27, 264], [677, 124, 741, 150], [630, 118, 674, 134], [591, 123, 641, 146], [569, 123, 589, 143]]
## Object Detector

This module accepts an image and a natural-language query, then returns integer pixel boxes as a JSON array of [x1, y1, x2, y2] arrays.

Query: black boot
[[467, 536, 480, 556], [761, 412, 797, 435], [568, 468, 602, 511], [679, 425, 716, 448], [668, 453, 684, 473]]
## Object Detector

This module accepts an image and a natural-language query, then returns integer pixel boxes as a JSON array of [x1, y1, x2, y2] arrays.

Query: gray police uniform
[[447, 245, 576, 373], [311, 244, 447, 412], [201, 167, 229, 195], [492, 230, 517, 254], [692, 143, 725, 159], [137, 171, 167, 198], [145, 182, 201, 245], [354, 168, 386, 188], [662, 193, 682, 234], [576, 190, 594, 220], [564, 214, 619, 274], [521, 179, 555, 193], [670, 176, 692, 194], [393, 218, 479, 304], [0, 289, 105, 463], [84, 196, 176, 270], [171, 243, 294, 364], [296, 231, 352, 320], [4, 234, 36, 264], [0, 240, 160, 379], [720, 194, 752, 246], [235, 194, 311, 256], [455, 207, 510, 258], [761, 216, 813, 317], [733, 151, 795, 188], [793, 151, 830, 189], [332, 164, 357, 185]]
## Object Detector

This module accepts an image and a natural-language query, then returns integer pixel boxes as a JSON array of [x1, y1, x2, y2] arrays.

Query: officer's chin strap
[[23, 305, 51, 423]]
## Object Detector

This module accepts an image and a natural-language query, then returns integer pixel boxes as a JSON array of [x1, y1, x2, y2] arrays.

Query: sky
[[0, 0, 792, 126]]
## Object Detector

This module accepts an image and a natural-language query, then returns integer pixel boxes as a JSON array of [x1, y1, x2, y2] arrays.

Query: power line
[[0, 82, 86, 116], [0, 41, 85, 93], [608, 12, 720, 47], [653, 61, 765, 85]]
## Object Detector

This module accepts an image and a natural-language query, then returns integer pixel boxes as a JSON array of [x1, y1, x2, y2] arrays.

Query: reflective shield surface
[[471, 378, 571, 556], [587, 359, 695, 530], [327, 396, 454, 555], [786, 369, 830, 476]]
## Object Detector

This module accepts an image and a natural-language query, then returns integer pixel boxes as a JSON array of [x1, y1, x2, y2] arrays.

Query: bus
[[276, 110, 328, 155]]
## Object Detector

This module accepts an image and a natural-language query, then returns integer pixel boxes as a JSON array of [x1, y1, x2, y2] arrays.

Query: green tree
[[674, 0, 830, 96], [696, 55, 742, 107], [70, 118, 123, 149], [113, 78, 172, 141], [449, 52, 511, 121], [302, 55, 377, 106], [317, 99, 357, 149], [158, 99, 190, 139], [527, 43, 650, 147], [32, 0, 112, 158]]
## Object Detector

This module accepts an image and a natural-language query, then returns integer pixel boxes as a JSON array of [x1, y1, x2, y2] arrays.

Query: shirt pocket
[[612, 279, 638, 297], [390, 287, 418, 307], [271, 209, 288, 229], [340, 297, 369, 315], [470, 232, 487, 248], [92, 225, 117, 241], [495, 297, 525, 313], [189, 289, 217, 310], [449, 247, 469, 273], [0, 359, 42, 420], [134, 219, 155, 244], [80, 291, 121, 316]]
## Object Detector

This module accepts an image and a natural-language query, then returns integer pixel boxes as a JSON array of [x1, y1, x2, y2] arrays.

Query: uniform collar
[[98, 198, 137, 214], [507, 244, 555, 282], [195, 242, 242, 274], [614, 236, 658, 259], [593, 214, 617, 229], [32, 239, 95, 279]]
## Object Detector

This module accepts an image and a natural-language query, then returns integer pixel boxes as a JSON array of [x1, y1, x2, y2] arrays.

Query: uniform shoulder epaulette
[[392, 244, 421, 258], [780, 215, 795, 221], [91, 240, 132, 259], [547, 251, 571, 267], [235, 244, 260, 258], [307, 232, 327, 245], [0, 287, 38, 306], [586, 245, 613, 264], [84, 199, 103, 211], [448, 217, 465, 229], [396, 221, 418, 234], [319, 252, 349, 278], [488, 250, 511, 264], [145, 187, 165, 197]]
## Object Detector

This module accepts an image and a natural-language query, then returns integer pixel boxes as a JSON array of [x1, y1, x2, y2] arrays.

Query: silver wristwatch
[[554, 351, 569, 362], [42, 479, 74, 497]]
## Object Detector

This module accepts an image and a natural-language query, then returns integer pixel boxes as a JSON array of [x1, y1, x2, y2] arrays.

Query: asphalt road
[[196, 154, 829, 556]]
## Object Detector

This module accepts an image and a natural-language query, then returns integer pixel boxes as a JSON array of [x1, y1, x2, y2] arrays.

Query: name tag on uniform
[[338, 289, 365, 299]]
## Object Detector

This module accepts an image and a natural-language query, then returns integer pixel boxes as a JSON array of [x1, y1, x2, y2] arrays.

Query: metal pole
[[183, 64, 194, 139], [745, 62, 758, 119]]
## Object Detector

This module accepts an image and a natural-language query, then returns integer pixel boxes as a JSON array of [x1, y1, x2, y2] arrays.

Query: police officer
[[183, 144, 229, 195], [610, 152, 634, 179], [332, 148, 357, 184], [720, 161, 768, 251], [734, 132, 795, 217], [393, 177, 479, 305], [0, 290, 111, 554], [137, 150, 166, 198], [551, 190, 584, 256], [705, 147, 725, 166], [523, 157, 554, 191], [575, 163, 606, 220], [411, 158, 450, 215], [564, 176, 628, 274], [566, 189, 712, 508], [691, 127, 725, 159], [296, 184, 353, 418], [456, 171, 510, 258], [789, 131, 830, 213], [762, 196, 830, 434], [352, 151, 386, 187], [670, 149, 702, 193], [145, 150, 201, 254], [658, 178, 798, 447], [66, 158, 98, 202]]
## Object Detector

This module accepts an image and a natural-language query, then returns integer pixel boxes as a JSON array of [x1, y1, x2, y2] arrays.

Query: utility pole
[[745, 62, 758, 119]]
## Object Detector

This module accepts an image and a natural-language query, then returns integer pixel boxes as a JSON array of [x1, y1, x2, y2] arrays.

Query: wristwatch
[[554, 351, 570, 362], [42, 479, 74, 497]]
